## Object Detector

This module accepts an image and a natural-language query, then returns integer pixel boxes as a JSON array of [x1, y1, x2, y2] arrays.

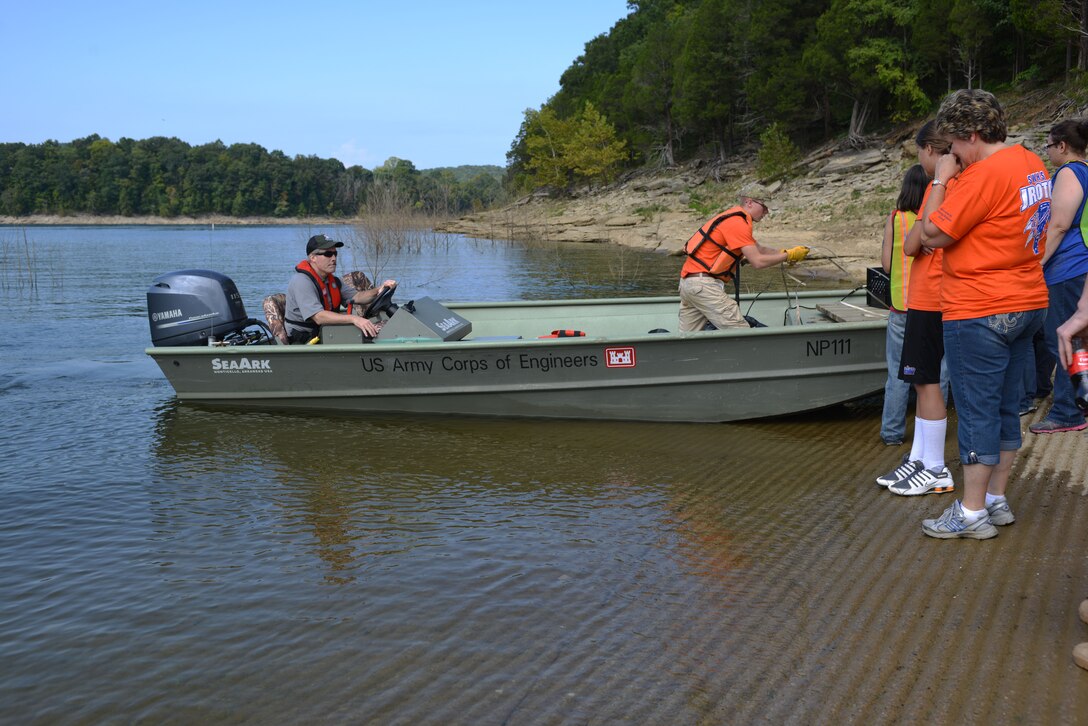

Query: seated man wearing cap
[[678, 185, 809, 331], [284, 234, 397, 344]]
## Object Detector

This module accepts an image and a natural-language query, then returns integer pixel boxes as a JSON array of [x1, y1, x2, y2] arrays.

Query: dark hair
[[897, 164, 928, 214], [1048, 119, 1088, 156], [915, 120, 951, 155], [936, 89, 1007, 143]]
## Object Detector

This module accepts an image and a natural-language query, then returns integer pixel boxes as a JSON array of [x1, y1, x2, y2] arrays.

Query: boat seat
[[815, 301, 888, 323], [343, 270, 390, 334], [262, 293, 289, 345], [343, 270, 373, 292]]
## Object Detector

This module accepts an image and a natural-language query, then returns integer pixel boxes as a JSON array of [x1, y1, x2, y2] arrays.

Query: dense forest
[[507, 0, 1088, 190], [0, 136, 504, 218], [4, 0, 1088, 219]]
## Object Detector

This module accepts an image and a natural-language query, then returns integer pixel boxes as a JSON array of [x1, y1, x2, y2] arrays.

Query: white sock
[[909, 418, 925, 462], [985, 493, 1006, 507], [919, 417, 947, 471], [961, 505, 988, 523]]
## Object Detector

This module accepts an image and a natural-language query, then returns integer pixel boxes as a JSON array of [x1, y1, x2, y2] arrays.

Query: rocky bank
[[437, 89, 1083, 283]]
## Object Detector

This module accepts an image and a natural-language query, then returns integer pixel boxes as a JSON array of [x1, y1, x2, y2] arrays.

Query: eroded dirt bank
[[439, 92, 1075, 283]]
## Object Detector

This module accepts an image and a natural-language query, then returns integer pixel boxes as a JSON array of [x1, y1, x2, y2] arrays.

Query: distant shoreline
[[0, 214, 358, 227]]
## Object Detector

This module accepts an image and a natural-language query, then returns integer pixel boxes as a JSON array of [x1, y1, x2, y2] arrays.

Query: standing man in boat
[[284, 234, 397, 344], [678, 184, 810, 331]]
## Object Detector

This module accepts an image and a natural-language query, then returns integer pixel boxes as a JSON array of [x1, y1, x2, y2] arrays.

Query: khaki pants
[[678, 276, 747, 332]]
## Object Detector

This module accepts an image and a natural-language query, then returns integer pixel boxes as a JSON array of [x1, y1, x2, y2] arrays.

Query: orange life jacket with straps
[[683, 209, 748, 301], [684, 210, 747, 277]]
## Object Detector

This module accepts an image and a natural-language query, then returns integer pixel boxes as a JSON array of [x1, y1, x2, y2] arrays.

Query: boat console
[[321, 297, 472, 344]]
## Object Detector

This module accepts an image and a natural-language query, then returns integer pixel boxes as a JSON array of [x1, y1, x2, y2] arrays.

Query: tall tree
[[518, 103, 627, 192], [806, 0, 928, 144], [622, 9, 683, 165], [912, 0, 955, 93], [746, 0, 827, 141], [674, 0, 740, 160], [948, 0, 1005, 88]]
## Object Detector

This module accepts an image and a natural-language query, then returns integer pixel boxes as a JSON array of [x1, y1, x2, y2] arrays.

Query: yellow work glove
[[782, 245, 810, 265]]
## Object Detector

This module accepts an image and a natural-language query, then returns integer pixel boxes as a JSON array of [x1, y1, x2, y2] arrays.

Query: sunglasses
[[312, 250, 338, 258]]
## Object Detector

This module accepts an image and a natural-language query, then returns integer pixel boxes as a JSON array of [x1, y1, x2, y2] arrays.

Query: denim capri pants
[[943, 308, 1046, 466]]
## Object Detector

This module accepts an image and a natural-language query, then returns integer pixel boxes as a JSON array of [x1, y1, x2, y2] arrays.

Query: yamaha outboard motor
[[147, 269, 269, 347]]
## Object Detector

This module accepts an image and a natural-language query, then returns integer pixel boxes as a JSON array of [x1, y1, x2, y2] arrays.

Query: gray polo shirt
[[284, 272, 360, 339]]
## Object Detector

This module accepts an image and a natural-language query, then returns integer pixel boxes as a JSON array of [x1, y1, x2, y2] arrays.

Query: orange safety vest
[[683, 210, 747, 280]]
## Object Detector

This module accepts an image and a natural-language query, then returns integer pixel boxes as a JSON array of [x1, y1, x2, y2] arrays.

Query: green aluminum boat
[[145, 270, 889, 423]]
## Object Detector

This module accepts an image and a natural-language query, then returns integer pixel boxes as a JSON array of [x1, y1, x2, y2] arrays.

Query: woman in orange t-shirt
[[916, 89, 1049, 540]]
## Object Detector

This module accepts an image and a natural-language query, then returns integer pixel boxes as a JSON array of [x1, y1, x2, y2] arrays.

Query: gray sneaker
[[986, 498, 1015, 526], [876, 455, 922, 488], [889, 465, 954, 496], [922, 500, 998, 539]]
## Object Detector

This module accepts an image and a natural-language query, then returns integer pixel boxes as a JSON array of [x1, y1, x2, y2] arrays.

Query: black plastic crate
[[866, 266, 891, 309]]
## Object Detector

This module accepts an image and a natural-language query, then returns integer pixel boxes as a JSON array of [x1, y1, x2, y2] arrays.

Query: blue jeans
[[881, 310, 910, 442], [1043, 274, 1088, 425], [944, 309, 1046, 466], [1018, 326, 1053, 410]]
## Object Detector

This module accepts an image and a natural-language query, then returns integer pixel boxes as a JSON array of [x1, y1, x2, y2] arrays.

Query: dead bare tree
[[1060, 0, 1088, 72]]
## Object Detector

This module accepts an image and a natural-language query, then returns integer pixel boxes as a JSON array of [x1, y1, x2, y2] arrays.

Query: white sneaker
[[876, 455, 922, 488], [889, 465, 954, 496], [986, 498, 1015, 526], [922, 500, 998, 539]]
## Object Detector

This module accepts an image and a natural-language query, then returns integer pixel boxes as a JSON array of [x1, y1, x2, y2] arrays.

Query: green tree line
[[0, 135, 504, 218], [509, 0, 1088, 191]]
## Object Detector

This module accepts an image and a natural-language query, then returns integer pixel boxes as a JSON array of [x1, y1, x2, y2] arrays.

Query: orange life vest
[[285, 261, 355, 339], [293, 259, 352, 314], [683, 210, 747, 280]]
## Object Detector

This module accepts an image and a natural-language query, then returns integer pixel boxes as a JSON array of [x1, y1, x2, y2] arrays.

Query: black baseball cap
[[306, 234, 344, 254]]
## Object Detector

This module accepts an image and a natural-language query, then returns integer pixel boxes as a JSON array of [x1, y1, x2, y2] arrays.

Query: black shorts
[[898, 309, 944, 384]]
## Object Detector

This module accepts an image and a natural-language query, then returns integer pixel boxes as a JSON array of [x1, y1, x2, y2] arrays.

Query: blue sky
[[1, 1, 629, 170]]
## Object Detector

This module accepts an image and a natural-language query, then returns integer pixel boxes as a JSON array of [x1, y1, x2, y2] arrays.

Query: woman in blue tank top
[[1032, 119, 1088, 433]]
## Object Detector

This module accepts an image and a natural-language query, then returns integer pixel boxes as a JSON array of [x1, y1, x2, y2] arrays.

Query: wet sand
[[679, 406, 1088, 724], [327, 404, 1088, 724], [341, 403, 1088, 724], [565, 407, 1088, 724], [768, 406, 1088, 724]]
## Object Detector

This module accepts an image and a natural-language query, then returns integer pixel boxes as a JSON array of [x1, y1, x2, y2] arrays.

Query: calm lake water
[[9, 225, 1083, 724]]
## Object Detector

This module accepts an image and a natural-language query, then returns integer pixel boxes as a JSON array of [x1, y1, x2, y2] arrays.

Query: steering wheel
[[361, 284, 398, 319]]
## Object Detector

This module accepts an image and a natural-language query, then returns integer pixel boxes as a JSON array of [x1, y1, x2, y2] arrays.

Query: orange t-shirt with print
[[681, 206, 756, 280], [929, 144, 1049, 321], [906, 183, 944, 312]]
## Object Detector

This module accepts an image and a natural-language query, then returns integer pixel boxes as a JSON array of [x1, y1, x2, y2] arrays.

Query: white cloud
[[335, 139, 374, 168]]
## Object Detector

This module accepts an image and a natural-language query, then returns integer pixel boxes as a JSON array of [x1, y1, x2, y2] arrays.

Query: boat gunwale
[[145, 319, 887, 356], [145, 290, 888, 356], [442, 288, 845, 308]]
